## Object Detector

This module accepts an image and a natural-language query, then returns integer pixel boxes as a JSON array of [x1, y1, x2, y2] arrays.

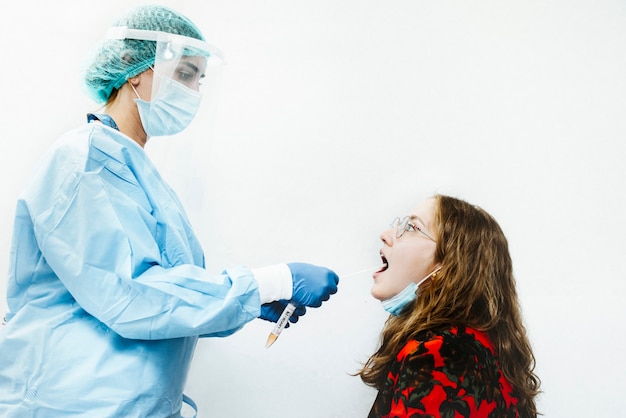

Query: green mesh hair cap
[[82, 5, 205, 105]]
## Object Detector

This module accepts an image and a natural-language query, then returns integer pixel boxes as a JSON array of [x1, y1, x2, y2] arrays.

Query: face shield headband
[[105, 26, 224, 62]]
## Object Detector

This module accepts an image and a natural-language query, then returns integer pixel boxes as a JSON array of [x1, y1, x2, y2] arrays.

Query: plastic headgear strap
[[105, 26, 225, 62]]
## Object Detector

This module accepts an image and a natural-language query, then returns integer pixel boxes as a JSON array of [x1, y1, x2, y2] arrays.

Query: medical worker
[[0, 5, 338, 417]]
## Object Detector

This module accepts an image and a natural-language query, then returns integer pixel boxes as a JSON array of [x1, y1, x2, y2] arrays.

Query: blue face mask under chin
[[381, 267, 441, 316], [381, 282, 418, 316]]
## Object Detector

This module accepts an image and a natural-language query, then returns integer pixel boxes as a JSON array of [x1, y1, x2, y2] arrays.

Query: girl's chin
[[370, 285, 389, 302]]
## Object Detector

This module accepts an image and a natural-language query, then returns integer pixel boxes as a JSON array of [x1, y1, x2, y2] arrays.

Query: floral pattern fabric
[[369, 326, 519, 418]]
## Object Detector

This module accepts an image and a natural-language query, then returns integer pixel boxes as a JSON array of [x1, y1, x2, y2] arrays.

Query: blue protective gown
[[0, 122, 262, 417]]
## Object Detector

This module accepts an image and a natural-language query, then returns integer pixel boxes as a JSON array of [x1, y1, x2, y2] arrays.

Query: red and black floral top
[[369, 325, 519, 418]]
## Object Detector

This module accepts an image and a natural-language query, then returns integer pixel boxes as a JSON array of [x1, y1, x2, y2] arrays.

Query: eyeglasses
[[390, 216, 437, 242]]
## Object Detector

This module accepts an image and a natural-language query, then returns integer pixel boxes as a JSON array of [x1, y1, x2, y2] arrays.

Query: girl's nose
[[380, 228, 394, 246]]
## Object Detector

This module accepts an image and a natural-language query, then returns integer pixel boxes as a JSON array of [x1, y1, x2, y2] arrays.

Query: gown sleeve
[[20, 131, 262, 340]]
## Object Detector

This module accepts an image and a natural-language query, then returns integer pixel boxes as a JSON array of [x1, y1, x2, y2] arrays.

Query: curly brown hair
[[357, 194, 540, 417]]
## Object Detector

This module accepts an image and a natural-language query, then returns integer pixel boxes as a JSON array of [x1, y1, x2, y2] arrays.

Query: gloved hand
[[288, 262, 339, 308], [259, 300, 306, 325]]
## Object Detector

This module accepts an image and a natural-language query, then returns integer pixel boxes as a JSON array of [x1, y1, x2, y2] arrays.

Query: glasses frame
[[391, 216, 437, 242]]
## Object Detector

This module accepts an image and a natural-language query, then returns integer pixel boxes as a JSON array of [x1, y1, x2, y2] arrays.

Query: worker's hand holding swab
[[288, 262, 339, 308], [265, 263, 386, 348], [260, 301, 306, 326]]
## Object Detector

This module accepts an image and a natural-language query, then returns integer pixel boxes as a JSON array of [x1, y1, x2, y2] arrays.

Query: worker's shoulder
[[50, 123, 141, 167], [46, 124, 94, 161]]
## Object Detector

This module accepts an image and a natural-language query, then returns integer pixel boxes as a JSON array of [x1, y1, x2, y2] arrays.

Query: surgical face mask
[[132, 74, 202, 137], [381, 267, 441, 316]]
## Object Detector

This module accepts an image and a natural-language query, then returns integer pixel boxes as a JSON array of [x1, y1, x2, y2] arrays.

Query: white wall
[[2, 1, 625, 417]]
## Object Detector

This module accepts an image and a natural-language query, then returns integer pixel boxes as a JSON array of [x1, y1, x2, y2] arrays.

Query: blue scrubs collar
[[87, 113, 119, 131]]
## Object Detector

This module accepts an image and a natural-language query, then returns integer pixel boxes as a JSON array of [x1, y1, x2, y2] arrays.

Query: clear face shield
[[106, 27, 224, 138]]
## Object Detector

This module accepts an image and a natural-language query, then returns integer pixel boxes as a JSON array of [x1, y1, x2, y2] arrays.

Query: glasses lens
[[390, 217, 400, 236], [396, 216, 409, 238]]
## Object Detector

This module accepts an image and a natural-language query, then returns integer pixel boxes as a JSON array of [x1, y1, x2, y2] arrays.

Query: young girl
[[359, 194, 540, 417]]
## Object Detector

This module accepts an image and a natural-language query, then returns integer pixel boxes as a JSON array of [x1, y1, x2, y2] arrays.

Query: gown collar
[[87, 113, 119, 131]]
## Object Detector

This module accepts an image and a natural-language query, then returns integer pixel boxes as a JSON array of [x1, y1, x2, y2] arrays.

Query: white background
[[1, 1, 625, 417]]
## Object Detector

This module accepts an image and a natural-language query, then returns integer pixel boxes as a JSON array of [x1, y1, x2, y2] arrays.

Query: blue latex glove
[[259, 300, 306, 326], [288, 262, 339, 308]]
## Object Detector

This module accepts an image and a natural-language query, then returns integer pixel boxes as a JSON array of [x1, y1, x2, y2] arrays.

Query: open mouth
[[377, 253, 389, 273]]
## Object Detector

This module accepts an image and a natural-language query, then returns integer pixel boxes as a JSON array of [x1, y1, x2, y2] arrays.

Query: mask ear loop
[[412, 266, 442, 308], [416, 266, 442, 288], [128, 81, 142, 100], [128, 67, 159, 101]]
